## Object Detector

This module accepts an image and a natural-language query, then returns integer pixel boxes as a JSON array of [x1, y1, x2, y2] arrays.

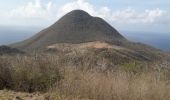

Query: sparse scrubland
[[1, 10, 170, 100], [0, 49, 170, 100]]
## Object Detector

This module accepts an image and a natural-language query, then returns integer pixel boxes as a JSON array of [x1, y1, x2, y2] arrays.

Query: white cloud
[[3, 0, 169, 26], [110, 8, 166, 24], [56, 0, 167, 24], [10, 0, 57, 20], [57, 0, 95, 18]]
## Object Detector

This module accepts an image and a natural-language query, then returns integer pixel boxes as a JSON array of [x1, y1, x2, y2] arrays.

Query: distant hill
[[10, 10, 126, 50], [10, 10, 170, 62], [0, 45, 24, 55]]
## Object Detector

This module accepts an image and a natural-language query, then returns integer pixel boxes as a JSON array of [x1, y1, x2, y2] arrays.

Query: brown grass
[[49, 67, 169, 100], [0, 55, 62, 92], [0, 53, 170, 100]]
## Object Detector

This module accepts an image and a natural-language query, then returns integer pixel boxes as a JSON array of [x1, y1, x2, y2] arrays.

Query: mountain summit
[[11, 10, 126, 50]]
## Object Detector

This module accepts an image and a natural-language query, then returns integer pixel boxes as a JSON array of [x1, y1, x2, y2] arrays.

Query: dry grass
[[0, 53, 170, 100], [0, 55, 62, 92], [47, 41, 125, 50], [50, 67, 170, 100]]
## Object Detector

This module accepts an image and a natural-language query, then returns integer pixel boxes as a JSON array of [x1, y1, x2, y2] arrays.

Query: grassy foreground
[[0, 53, 170, 100]]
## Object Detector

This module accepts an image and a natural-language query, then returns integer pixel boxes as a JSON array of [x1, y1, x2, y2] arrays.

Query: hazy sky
[[0, 0, 170, 33]]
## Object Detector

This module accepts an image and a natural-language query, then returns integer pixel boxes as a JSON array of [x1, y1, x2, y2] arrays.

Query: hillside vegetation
[[2, 10, 170, 100], [0, 49, 170, 100]]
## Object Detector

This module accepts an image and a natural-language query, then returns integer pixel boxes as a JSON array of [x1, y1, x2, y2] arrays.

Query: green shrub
[[121, 61, 140, 73]]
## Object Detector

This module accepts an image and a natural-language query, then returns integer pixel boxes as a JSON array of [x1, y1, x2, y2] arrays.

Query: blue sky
[[0, 0, 170, 33]]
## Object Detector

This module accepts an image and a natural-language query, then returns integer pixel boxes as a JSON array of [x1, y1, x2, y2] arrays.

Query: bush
[[0, 58, 13, 89], [121, 61, 142, 73], [0, 56, 62, 92]]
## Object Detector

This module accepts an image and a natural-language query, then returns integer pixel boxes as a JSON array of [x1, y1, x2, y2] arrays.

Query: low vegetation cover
[[0, 51, 170, 100], [0, 9, 169, 100]]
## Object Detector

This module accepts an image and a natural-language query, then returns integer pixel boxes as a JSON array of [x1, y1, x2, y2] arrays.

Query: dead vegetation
[[0, 51, 170, 100]]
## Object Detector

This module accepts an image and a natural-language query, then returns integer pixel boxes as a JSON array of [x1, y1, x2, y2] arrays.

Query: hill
[[3, 9, 170, 100], [0, 45, 24, 55], [10, 10, 126, 50], [10, 10, 170, 62]]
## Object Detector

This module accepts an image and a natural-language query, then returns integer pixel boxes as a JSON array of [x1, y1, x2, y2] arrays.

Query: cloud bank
[[2, 0, 170, 26]]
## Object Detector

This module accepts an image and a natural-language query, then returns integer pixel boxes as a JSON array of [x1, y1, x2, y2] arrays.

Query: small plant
[[121, 61, 140, 73]]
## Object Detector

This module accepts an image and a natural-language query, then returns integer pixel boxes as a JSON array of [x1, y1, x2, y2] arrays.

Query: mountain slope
[[10, 10, 170, 62], [11, 10, 125, 50]]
